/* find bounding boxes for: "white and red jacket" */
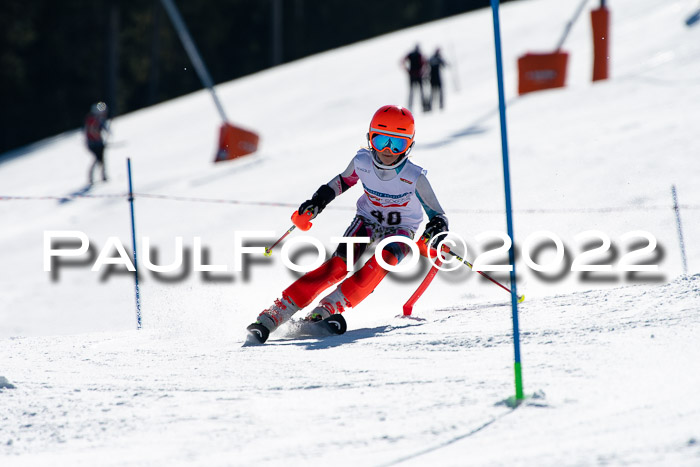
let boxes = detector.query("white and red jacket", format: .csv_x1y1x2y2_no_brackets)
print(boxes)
327,148,446,232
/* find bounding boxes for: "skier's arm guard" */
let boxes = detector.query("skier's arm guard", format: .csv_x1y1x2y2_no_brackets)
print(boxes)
327,159,359,196
298,184,336,219
298,159,358,218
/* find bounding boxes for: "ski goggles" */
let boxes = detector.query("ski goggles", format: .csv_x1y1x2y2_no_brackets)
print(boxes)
369,132,412,154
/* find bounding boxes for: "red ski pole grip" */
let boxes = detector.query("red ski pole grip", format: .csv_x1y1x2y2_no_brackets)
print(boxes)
291,211,314,231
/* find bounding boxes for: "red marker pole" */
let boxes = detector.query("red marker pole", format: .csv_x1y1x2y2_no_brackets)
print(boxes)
403,256,442,317
591,1,610,81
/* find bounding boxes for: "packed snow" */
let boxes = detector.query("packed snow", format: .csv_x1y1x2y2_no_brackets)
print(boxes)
2,0,700,465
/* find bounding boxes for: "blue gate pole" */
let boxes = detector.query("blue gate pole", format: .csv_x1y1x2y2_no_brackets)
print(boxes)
671,185,688,275
490,0,524,401
127,158,142,329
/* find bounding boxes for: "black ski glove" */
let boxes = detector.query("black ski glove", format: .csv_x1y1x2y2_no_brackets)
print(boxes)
298,184,336,219
422,214,448,242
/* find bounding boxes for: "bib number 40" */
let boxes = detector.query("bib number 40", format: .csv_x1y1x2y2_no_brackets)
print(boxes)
371,210,401,226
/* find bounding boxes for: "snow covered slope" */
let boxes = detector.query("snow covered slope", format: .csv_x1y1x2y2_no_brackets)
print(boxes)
2,0,700,465
2,275,699,466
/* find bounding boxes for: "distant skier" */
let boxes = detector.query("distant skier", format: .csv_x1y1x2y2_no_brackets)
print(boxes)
247,105,449,343
403,45,428,112
84,102,110,184
428,48,448,111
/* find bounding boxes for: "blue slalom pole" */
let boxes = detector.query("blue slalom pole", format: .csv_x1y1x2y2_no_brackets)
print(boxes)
127,158,142,329
671,185,688,275
490,0,524,402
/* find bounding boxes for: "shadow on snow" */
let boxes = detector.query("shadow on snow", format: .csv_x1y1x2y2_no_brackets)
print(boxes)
272,321,427,350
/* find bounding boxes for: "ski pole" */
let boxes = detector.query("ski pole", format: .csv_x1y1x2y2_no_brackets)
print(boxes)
443,248,525,303
402,234,525,316
263,210,314,257
419,236,524,303
263,225,295,257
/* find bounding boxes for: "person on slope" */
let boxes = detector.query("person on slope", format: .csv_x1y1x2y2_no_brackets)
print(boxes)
84,101,110,184
403,45,428,112
427,48,448,111
247,105,449,343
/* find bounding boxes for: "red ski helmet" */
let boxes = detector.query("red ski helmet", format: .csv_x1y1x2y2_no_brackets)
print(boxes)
368,105,415,167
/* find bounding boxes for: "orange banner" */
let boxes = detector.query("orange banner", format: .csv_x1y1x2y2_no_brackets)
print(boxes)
517,51,569,95
214,123,260,162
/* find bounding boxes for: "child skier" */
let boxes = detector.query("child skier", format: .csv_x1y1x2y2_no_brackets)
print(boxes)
247,105,448,343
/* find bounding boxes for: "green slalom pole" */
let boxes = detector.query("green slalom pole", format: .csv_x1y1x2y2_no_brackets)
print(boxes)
490,0,524,403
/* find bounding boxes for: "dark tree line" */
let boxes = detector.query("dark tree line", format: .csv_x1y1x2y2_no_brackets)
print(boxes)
0,0,512,154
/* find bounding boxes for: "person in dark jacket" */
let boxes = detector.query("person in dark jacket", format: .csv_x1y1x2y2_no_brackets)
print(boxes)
428,48,448,111
85,102,110,184
403,45,427,112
